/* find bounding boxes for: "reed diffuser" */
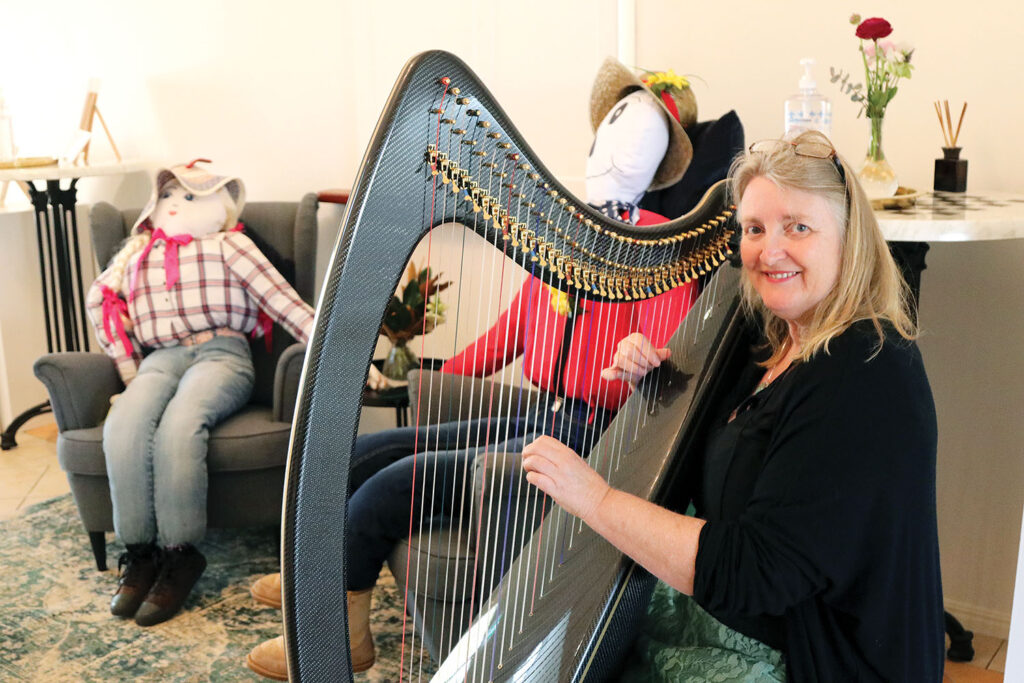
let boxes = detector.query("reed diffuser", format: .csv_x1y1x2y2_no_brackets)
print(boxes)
933,100,967,192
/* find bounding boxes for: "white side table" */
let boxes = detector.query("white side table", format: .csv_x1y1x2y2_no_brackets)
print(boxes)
0,160,144,449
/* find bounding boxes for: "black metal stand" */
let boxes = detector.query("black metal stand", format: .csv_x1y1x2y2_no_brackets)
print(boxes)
0,401,52,450
1,177,91,450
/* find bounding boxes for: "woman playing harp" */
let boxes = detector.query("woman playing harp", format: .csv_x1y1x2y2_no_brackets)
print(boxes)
523,131,944,681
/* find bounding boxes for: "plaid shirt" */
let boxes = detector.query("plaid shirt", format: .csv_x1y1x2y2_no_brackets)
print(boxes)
87,230,314,383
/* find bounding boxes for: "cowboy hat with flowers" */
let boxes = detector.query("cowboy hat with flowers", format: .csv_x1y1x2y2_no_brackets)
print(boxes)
589,57,697,190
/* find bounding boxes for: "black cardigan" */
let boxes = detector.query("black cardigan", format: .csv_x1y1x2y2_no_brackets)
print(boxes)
692,321,944,682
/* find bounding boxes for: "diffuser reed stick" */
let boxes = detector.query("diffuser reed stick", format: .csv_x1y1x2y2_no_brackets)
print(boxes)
935,100,967,147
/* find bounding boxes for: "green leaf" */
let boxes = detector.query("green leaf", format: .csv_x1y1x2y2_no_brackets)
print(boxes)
386,302,412,332
403,286,424,309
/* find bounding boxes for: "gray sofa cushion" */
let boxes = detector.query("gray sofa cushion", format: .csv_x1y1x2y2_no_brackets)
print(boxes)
57,406,292,476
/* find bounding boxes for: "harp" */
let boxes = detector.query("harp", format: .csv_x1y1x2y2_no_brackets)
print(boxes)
282,50,746,681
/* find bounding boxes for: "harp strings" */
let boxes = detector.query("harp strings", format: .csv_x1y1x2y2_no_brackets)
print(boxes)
394,71,732,680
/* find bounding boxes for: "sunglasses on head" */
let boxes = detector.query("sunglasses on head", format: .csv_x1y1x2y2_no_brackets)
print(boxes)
748,139,847,187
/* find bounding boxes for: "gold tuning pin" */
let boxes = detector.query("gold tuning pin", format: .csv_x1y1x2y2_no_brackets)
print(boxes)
452,128,467,135
466,108,480,117
477,120,491,128
456,96,470,105
441,118,456,125
449,87,461,95
487,132,502,139
497,142,511,149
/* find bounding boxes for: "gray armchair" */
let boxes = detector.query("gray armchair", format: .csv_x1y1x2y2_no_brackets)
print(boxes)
387,369,544,661
33,194,318,571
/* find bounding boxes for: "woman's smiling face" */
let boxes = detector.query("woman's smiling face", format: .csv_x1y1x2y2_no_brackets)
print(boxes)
739,176,844,331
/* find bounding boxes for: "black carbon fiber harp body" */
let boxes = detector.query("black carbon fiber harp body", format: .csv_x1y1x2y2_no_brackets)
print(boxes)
283,50,745,682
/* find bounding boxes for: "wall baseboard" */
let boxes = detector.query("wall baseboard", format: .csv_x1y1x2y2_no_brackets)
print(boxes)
945,598,1012,640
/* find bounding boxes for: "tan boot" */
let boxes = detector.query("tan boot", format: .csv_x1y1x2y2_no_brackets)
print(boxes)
245,635,288,681
348,588,375,672
251,572,282,609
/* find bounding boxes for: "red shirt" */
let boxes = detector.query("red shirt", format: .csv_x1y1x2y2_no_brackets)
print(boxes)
441,279,696,411
441,209,696,411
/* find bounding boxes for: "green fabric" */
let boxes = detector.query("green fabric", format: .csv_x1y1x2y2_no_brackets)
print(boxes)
619,581,786,682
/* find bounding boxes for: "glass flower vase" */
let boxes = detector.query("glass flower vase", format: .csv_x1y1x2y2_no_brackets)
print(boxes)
857,115,899,198
382,339,416,381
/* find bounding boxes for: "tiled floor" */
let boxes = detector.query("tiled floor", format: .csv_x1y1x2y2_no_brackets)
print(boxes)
0,421,1011,680
0,421,67,520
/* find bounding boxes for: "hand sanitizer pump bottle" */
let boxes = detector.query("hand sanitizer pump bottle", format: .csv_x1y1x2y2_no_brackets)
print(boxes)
784,58,832,138
0,89,15,162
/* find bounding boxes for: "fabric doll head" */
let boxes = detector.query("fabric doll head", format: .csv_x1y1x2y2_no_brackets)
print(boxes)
587,58,696,203
132,158,246,236
586,89,671,205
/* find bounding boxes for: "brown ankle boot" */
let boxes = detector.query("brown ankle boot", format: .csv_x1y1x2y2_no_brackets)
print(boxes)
251,572,282,609
348,588,375,672
134,544,206,626
110,543,160,618
246,635,289,681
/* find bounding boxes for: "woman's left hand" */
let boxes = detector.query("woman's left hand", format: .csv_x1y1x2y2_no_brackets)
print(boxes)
522,435,611,523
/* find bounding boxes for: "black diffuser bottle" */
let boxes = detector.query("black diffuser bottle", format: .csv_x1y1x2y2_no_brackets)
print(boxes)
934,146,967,192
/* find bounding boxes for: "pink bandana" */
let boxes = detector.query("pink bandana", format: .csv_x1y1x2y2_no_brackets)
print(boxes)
129,228,194,302
100,285,134,355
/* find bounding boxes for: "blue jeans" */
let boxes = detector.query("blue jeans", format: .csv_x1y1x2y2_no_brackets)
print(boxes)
346,398,612,590
102,336,255,546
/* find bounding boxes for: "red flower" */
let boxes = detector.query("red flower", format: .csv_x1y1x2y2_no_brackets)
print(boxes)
856,17,893,40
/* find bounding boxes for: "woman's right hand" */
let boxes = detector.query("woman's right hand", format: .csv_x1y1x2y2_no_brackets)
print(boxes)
600,332,671,386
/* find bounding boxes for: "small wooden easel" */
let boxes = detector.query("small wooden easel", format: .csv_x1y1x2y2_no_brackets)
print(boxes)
75,78,122,165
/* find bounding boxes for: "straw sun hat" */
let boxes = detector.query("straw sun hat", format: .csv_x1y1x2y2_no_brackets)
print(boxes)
589,57,696,190
132,158,246,234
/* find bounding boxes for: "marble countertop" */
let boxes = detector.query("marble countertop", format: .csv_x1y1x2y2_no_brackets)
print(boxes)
875,191,1024,242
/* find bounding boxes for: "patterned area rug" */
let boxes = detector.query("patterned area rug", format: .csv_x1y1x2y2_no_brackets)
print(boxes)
0,495,427,682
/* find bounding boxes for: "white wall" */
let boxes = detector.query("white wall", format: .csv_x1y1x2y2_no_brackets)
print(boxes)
1,0,1022,649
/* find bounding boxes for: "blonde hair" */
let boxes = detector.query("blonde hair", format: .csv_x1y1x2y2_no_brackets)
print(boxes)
729,130,915,366
104,233,150,296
